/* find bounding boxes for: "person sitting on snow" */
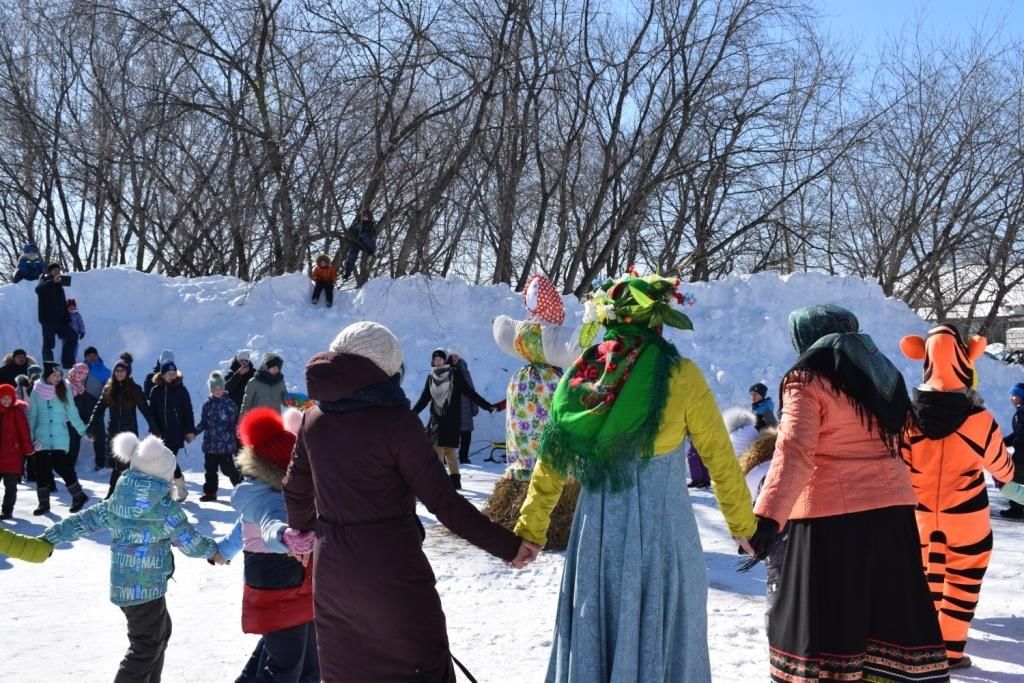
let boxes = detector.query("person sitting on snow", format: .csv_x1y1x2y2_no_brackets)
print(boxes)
310,254,337,308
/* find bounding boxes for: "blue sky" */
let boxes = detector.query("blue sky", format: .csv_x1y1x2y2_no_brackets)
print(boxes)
819,0,1024,50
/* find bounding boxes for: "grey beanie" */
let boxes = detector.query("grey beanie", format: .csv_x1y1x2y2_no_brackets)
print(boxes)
329,322,403,377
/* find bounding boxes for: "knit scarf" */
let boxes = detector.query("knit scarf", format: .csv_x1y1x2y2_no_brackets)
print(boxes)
67,368,88,397
540,324,679,492
319,379,410,414
33,380,56,400
257,369,284,386
428,366,454,414
785,304,909,457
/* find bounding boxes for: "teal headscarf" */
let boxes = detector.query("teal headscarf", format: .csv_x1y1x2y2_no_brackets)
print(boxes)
785,304,909,456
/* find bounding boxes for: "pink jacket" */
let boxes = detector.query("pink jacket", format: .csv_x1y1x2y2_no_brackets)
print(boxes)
754,371,916,526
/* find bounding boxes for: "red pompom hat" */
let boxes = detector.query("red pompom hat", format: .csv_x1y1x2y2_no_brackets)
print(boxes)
237,407,297,470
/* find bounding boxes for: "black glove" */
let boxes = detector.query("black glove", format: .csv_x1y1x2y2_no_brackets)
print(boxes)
486,404,496,414
737,515,781,572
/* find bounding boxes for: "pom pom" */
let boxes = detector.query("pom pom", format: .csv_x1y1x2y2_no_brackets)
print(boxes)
112,432,140,464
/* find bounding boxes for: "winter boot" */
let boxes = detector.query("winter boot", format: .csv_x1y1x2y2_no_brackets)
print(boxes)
172,477,188,502
311,296,319,305
199,489,217,502
68,482,88,513
0,511,11,520
949,655,972,670
33,487,51,516
449,473,462,490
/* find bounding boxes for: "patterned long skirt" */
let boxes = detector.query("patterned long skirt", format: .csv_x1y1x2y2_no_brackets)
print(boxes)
768,505,950,682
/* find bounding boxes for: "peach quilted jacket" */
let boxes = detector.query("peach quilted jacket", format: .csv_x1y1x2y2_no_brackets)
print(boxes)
754,371,916,526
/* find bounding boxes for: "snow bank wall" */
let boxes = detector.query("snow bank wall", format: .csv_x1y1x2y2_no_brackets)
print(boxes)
2,268,1021,441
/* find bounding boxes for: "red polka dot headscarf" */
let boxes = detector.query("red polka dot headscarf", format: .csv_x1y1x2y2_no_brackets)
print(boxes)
524,274,565,325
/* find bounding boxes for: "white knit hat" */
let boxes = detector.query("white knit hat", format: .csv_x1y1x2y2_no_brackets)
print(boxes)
112,432,177,482
447,346,465,359
235,350,251,363
329,321,403,377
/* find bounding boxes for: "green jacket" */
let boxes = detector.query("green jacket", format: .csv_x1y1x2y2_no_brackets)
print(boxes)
28,382,87,451
43,469,218,606
241,354,286,414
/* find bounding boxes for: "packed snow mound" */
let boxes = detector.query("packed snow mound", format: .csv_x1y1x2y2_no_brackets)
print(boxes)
2,267,1021,438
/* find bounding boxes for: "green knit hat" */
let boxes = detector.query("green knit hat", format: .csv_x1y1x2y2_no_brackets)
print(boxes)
208,371,226,392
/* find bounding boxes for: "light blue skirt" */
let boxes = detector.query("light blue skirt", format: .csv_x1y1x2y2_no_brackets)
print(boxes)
546,452,711,682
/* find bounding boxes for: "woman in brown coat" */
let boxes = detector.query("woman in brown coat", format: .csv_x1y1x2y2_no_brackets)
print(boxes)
283,321,536,682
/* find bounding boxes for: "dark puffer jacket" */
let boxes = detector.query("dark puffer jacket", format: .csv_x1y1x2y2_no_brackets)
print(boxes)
148,373,196,452
224,359,255,409
90,378,157,439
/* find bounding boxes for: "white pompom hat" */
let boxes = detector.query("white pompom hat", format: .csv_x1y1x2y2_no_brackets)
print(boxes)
112,432,177,482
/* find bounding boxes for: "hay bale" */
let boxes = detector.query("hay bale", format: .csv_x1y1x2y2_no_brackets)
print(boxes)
483,476,581,551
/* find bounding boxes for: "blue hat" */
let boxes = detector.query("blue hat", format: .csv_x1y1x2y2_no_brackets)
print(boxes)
1011,384,1024,401
27,364,42,377
22,243,38,254
160,361,177,375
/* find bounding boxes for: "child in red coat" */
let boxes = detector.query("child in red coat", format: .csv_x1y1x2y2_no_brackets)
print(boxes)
0,384,34,519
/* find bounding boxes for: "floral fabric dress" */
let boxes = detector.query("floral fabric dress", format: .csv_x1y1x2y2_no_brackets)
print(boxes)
493,316,580,480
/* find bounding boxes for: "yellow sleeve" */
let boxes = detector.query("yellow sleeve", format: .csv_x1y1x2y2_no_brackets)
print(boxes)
0,526,52,564
513,459,568,546
678,360,757,539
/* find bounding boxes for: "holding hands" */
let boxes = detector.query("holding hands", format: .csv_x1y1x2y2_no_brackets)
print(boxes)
506,539,542,569
283,528,315,566
736,516,781,572
282,528,316,554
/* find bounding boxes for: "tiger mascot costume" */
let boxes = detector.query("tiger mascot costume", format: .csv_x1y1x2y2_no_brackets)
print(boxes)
900,324,1015,670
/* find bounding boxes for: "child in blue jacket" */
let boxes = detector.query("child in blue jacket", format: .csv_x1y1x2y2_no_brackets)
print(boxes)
196,371,242,501
749,382,779,431
219,407,319,682
42,432,224,681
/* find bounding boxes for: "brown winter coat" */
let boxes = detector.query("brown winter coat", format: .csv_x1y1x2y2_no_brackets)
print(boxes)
283,352,521,683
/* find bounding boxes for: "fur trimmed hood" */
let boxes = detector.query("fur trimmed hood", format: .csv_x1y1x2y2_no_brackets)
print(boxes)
722,406,757,434
738,429,777,476
237,446,286,490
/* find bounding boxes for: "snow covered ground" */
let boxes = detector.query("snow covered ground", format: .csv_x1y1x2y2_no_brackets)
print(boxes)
2,268,1024,681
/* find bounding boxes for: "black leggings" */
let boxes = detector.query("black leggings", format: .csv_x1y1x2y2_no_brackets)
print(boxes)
34,450,79,490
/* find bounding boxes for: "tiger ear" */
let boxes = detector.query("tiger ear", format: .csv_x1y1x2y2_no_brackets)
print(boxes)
966,336,987,363
900,336,926,361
